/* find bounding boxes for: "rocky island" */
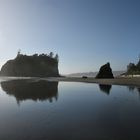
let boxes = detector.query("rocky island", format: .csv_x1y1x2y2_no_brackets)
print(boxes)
0,52,59,77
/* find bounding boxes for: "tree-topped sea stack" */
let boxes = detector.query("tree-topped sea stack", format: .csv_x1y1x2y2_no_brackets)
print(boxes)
0,52,59,77
96,62,114,79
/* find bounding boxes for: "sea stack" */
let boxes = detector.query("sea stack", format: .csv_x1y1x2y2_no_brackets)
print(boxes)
0,53,59,77
96,62,114,79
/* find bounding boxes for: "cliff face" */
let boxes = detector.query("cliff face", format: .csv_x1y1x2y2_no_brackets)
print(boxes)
0,54,59,77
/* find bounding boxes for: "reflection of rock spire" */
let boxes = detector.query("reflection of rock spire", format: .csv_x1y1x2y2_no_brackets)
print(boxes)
137,88,140,99
1,79,58,105
127,86,135,92
127,86,140,100
99,84,112,95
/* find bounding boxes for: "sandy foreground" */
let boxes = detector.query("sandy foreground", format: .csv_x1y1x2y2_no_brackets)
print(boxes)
45,77,140,87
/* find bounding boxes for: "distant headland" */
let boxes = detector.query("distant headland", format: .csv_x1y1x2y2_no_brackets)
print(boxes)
0,51,59,77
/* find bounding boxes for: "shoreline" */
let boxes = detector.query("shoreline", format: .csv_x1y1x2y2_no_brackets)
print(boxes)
46,77,140,87
0,76,140,87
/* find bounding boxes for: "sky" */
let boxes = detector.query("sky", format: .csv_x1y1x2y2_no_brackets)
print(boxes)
0,0,140,74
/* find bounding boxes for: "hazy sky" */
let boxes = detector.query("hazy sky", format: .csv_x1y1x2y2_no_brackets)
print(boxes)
0,0,140,74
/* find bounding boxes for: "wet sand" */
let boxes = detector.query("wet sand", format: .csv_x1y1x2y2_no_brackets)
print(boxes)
46,77,140,87
0,76,140,87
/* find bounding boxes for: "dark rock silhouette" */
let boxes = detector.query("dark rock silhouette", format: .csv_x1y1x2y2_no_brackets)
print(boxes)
96,62,114,79
1,79,58,104
82,76,88,79
99,84,112,95
0,53,59,77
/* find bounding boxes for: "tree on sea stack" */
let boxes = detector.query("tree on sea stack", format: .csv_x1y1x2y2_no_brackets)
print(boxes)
96,62,114,79
17,49,21,57
54,54,59,62
49,52,54,58
127,54,140,74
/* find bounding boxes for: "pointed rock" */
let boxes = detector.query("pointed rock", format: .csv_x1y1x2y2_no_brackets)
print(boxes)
96,62,114,79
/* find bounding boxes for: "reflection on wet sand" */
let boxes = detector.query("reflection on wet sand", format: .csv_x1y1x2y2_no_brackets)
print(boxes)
127,86,140,99
99,84,112,95
1,79,58,104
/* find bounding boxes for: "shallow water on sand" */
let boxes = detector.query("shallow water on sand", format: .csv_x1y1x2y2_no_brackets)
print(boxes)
0,78,140,140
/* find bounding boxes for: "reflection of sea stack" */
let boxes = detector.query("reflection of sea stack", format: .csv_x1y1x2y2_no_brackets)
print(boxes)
99,84,112,95
96,62,114,79
1,79,58,103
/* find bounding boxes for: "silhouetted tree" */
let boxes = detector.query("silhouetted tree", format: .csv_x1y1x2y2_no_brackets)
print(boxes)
33,54,38,57
39,53,46,57
49,52,54,58
17,49,21,57
137,57,140,70
127,54,140,74
55,54,59,62
127,63,136,72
